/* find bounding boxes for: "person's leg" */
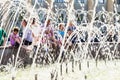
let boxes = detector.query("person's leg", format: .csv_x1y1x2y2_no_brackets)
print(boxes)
33,45,37,58
0,39,4,46
15,38,21,44
14,42,20,47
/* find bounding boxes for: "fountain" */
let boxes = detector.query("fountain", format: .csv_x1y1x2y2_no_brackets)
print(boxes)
0,0,120,80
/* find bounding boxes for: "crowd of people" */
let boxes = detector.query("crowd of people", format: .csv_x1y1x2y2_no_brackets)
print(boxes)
0,17,119,52
0,18,70,51
0,16,120,65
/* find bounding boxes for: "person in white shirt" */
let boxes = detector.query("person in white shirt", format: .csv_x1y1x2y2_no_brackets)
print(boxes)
21,19,33,46
30,18,41,46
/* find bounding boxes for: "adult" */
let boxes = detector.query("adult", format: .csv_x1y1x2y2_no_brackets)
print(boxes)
21,19,33,46
30,18,41,45
44,19,55,44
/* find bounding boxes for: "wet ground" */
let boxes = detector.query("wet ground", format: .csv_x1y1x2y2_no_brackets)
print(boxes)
0,60,120,80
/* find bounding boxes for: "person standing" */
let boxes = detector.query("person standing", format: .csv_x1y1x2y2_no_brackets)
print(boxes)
30,18,41,46
21,19,33,46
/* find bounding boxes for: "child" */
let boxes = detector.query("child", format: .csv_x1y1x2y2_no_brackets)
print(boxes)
58,23,65,38
10,27,21,47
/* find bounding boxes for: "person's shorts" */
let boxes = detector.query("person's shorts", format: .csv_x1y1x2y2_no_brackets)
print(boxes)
23,40,32,46
14,42,20,48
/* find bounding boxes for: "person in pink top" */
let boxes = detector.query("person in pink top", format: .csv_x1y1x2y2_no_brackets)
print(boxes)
45,19,54,42
10,27,21,47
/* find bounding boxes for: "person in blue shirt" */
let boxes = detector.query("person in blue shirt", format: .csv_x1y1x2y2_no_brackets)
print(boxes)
58,23,65,38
